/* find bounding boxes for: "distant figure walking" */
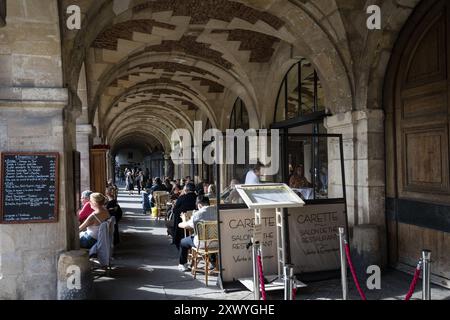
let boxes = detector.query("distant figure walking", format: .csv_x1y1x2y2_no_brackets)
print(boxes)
126,170,135,195
136,171,144,195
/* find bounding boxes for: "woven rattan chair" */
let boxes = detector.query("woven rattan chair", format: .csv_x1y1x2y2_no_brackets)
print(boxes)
153,191,170,221
191,220,219,286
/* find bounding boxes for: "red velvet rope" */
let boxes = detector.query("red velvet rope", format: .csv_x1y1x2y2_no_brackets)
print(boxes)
256,254,267,301
292,287,297,300
405,261,422,301
344,242,367,300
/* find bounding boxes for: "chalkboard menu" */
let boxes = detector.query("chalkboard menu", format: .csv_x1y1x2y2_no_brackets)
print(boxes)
0,153,59,223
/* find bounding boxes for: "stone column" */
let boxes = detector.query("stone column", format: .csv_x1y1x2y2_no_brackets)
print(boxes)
106,150,113,182
164,153,171,178
76,124,93,193
0,0,81,299
0,88,77,299
324,110,386,267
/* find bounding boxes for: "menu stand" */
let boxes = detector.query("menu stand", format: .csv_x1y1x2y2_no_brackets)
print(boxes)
235,183,307,300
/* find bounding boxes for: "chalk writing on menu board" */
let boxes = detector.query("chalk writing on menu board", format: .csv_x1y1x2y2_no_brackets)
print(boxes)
1,153,59,223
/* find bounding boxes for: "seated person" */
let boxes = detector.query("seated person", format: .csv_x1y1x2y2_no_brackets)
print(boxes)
172,183,198,249
196,179,207,195
177,195,217,272
164,178,173,192
222,179,243,204
289,164,312,188
170,184,182,201
150,177,167,207
206,184,216,199
106,187,123,245
79,193,111,249
78,190,94,224
142,188,151,215
106,179,118,200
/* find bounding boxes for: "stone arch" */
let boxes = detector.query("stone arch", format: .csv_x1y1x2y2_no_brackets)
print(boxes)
105,103,194,136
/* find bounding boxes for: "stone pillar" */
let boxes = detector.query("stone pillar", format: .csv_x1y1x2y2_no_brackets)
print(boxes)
57,250,93,300
0,88,77,299
76,124,93,193
164,153,171,178
106,150,113,182
0,0,79,299
324,110,386,267
351,225,382,280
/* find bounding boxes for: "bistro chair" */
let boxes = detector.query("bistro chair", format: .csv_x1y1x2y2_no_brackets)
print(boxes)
154,191,170,221
191,220,219,286
183,210,194,265
209,198,218,207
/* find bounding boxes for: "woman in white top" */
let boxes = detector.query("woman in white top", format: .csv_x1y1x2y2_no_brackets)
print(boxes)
79,193,111,249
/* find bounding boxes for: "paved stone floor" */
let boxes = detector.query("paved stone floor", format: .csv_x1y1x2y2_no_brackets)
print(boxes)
93,189,450,300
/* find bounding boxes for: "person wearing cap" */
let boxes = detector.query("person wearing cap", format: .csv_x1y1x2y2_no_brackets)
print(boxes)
78,190,94,224
172,182,197,249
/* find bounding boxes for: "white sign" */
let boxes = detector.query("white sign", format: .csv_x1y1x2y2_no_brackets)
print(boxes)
288,203,347,273
219,208,277,282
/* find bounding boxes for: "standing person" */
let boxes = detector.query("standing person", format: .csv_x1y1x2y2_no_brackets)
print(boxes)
136,171,144,195
244,163,263,184
126,170,135,195
79,193,111,249
123,168,129,184
144,168,150,186
119,169,125,185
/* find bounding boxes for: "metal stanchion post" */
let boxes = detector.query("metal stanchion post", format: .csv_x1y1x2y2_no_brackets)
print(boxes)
339,227,348,300
252,240,261,300
422,250,431,300
283,264,294,300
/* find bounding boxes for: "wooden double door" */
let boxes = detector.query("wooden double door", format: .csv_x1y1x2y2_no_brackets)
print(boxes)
385,0,450,286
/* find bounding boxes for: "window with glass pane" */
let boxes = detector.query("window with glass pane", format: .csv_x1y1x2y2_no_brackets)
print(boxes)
223,98,251,204
283,134,343,201
274,59,325,122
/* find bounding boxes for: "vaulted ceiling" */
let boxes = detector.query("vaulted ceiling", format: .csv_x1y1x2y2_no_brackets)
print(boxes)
63,0,359,155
